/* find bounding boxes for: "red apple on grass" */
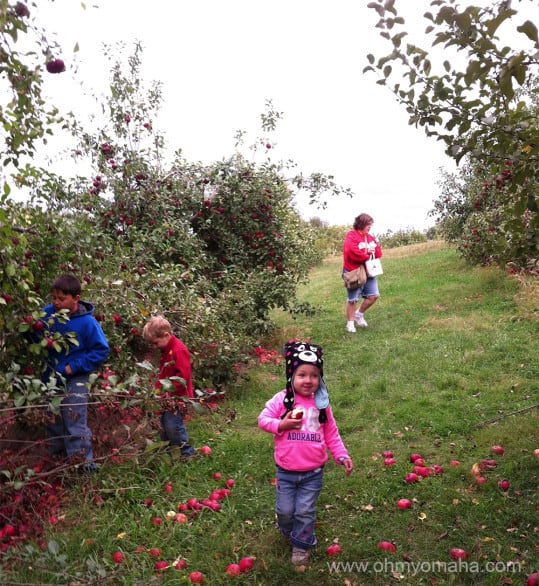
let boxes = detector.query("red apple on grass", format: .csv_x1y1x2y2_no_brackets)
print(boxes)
533,449,539,459
382,450,394,459
326,543,342,556
449,548,468,560
397,498,412,509
410,453,423,463
527,573,539,585
154,561,168,571
383,457,396,466
200,445,212,455
113,551,124,564
239,556,254,572
404,473,420,484
225,563,240,577
498,479,510,491
213,472,222,480
377,541,396,554
491,445,505,455
189,571,204,583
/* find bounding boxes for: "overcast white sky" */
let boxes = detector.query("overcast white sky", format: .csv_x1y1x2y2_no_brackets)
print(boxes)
32,0,530,234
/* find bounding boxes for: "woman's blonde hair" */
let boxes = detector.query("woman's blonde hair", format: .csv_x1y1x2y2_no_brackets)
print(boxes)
142,315,172,341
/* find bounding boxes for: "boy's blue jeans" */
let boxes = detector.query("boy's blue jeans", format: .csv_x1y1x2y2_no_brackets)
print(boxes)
160,411,195,456
46,374,94,463
276,465,324,550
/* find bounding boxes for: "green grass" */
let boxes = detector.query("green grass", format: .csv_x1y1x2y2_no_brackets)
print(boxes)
3,243,539,585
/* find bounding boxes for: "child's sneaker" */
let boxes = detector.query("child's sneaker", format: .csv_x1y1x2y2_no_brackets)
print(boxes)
291,547,310,565
354,312,368,327
346,322,356,333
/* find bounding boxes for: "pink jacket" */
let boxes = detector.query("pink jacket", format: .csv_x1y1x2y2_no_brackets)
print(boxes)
258,390,350,472
343,230,382,272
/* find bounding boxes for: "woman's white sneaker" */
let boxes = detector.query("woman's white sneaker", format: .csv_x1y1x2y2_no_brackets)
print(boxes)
354,313,368,327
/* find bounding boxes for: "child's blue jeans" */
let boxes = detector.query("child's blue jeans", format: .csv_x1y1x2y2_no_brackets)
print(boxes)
160,411,195,456
275,465,324,550
46,374,94,463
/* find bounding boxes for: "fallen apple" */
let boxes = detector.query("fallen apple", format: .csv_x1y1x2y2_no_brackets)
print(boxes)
449,460,461,467
213,472,222,480
154,560,168,571
225,563,240,577
491,445,505,455
225,478,235,488
527,572,539,586
449,548,468,560
533,449,539,459
200,445,212,455
113,551,124,564
377,541,396,554
383,457,396,466
239,556,254,572
189,571,205,583
410,453,423,463
404,473,420,484
175,513,188,523
326,543,342,556
475,476,487,485
382,450,394,459
498,479,510,491
397,498,412,509
175,558,187,570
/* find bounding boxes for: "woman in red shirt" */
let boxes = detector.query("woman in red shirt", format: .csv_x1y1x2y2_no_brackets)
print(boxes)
342,213,383,333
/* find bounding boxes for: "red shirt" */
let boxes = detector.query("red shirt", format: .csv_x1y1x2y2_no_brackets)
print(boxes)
156,335,194,398
343,230,382,272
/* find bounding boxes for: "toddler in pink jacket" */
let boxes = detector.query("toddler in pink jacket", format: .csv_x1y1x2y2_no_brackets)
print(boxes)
258,341,353,565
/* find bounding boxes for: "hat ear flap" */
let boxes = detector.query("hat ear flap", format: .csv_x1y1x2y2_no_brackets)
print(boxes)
282,386,294,418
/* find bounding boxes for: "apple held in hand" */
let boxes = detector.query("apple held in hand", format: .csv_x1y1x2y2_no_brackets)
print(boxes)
290,408,303,420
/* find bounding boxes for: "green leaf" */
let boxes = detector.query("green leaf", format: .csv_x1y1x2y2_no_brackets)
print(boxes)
517,20,538,43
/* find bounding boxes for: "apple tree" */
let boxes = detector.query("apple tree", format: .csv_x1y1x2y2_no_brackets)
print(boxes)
365,0,539,269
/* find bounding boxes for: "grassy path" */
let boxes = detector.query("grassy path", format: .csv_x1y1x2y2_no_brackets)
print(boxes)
7,243,538,586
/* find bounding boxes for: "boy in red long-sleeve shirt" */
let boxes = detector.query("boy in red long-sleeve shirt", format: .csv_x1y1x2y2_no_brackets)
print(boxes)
143,316,196,458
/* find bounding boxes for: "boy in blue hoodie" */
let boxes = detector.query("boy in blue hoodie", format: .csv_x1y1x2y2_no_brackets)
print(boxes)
41,274,109,471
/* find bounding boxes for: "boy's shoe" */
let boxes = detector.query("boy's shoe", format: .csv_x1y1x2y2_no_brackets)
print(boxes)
354,312,368,327
346,322,356,333
291,547,310,565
